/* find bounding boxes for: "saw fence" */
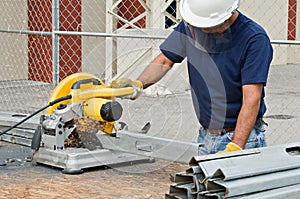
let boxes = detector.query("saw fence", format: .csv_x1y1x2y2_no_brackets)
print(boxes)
166,143,300,199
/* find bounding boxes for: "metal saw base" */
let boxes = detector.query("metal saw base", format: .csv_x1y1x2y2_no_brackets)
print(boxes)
33,148,152,174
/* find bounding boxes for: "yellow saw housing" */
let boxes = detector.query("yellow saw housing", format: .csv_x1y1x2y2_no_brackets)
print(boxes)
83,98,119,134
47,72,134,134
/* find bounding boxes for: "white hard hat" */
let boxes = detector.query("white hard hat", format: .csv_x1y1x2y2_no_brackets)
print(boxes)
180,0,240,28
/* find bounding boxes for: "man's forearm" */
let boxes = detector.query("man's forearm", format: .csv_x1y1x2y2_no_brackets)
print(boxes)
231,84,263,149
232,103,259,149
137,53,174,89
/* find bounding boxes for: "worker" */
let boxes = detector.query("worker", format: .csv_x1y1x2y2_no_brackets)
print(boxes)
111,0,273,155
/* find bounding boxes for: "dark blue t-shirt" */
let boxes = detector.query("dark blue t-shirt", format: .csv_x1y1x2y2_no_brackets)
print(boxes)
160,12,273,129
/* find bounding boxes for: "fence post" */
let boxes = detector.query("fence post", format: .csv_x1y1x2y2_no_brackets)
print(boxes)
52,0,60,87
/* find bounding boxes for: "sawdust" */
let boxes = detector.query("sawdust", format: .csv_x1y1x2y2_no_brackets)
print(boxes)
75,118,101,133
64,118,101,148
0,161,188,199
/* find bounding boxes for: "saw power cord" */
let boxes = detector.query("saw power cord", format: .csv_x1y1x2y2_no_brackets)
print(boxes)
0,95,72,136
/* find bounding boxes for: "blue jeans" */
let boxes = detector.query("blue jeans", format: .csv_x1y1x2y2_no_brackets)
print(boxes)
197,119,267,155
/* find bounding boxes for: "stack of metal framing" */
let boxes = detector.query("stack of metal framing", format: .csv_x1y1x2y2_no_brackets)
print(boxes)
166,142,300,199
0,112,38,146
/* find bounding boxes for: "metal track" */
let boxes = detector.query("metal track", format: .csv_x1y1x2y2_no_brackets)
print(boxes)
0,112,39,146
97,130,202,163
165,142,300,198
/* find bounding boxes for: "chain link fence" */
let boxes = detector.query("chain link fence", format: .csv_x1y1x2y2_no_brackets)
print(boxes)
0,0,299,145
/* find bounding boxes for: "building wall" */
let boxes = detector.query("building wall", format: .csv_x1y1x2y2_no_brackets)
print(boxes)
81,1,106,77
28,0,82,83
0,0,28,81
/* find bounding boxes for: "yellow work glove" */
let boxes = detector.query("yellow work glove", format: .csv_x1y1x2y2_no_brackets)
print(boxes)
217,142,242,154
111,78,143,100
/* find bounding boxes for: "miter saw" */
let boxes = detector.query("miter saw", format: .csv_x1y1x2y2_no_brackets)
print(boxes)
30,73,201,174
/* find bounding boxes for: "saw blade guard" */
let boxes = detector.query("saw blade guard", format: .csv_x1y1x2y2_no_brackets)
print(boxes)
45,72,135,134
46,73,102,114
46,72,134,114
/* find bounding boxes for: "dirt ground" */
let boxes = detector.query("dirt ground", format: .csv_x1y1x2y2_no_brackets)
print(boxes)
0,141,188,199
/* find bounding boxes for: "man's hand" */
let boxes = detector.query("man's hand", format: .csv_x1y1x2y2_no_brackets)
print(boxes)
111,78,143,100
217,142,242,154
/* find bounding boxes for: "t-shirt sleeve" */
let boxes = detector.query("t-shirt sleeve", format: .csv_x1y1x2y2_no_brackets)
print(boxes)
159,21,187,63
241,34,273,86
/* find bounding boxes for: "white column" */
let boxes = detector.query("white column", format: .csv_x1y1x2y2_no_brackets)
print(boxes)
105,0,117,82
81,0,106,77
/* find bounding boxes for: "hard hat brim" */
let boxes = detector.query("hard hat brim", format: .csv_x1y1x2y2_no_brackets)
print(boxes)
179,0,237,28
